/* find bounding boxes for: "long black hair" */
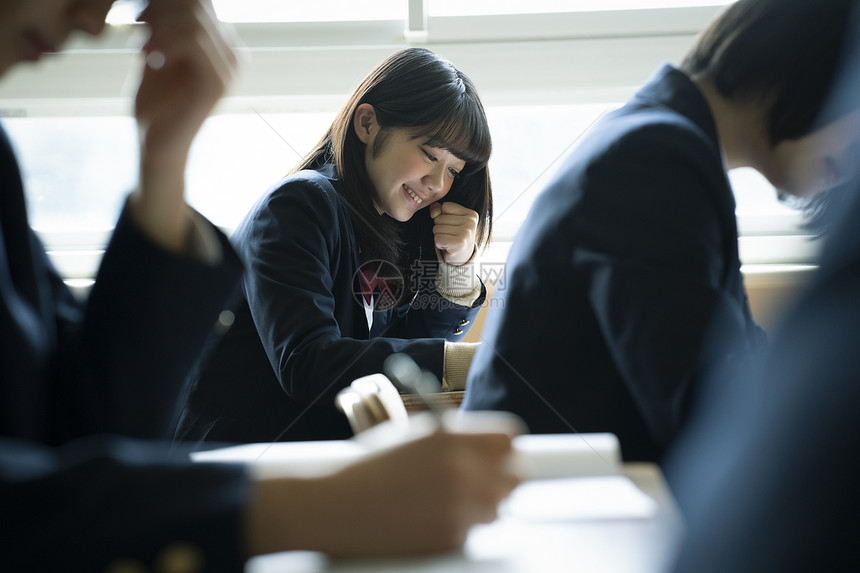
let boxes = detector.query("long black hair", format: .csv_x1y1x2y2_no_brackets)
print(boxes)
291,47,493,266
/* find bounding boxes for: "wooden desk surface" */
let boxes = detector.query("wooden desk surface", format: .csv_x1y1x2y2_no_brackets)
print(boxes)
400,391,465,412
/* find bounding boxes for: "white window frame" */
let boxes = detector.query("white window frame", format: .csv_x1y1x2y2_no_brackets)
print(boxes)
1,1,816,280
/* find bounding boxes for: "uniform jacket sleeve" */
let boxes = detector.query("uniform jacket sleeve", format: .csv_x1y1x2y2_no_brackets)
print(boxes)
1,121,243,444
56,206,244,441
1,124,249,570
0,436,249,573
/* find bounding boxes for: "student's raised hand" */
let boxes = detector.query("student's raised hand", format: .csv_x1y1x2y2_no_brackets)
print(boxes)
429,202,479,266
130,0,239,252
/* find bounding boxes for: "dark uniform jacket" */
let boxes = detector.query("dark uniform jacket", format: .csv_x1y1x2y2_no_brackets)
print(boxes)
176,164,484,444
0,124,248,571
463,65,766,461
668,176,860,573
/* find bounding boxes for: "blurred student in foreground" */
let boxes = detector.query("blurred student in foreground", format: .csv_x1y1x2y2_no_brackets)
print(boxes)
665,5,860,570
463,0,860,462
0,1,518,570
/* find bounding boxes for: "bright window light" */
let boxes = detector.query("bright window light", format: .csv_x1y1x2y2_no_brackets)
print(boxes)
430,0,736,16
222,0,403,22
107,0,734,25
107,0,405,25
213,0,405,23
9,104,798,256
105,0,143,25
5,117,137,235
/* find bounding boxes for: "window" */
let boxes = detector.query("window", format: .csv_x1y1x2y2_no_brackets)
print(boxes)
429,0,735,16
1,0,814,282
213,0,405,23
108,0,405,24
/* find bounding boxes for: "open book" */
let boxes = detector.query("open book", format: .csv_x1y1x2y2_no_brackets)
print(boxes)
191,429,621,481
192,429,659,523
197,417,669,527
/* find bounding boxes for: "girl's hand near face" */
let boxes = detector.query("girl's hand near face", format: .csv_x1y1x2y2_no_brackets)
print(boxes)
430,202,479,266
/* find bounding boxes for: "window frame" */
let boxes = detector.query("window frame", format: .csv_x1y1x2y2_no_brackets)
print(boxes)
2,1,817,279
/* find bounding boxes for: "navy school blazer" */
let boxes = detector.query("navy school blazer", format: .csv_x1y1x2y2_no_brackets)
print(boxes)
176,163,485,444
667,183,860,573
0,124,249,570
462,65,767,462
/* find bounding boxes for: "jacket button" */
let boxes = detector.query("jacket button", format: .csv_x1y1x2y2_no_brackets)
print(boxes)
453,329,464,335
459,319,470,326
156,542,204,573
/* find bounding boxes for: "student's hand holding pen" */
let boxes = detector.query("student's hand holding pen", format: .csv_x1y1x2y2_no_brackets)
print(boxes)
130,0,239,253
244,417,521,558
246,355,522,558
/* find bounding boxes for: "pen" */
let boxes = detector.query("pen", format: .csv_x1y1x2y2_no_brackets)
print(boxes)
383,353,448,421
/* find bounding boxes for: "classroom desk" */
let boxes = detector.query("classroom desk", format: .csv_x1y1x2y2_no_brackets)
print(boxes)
194,438,682,573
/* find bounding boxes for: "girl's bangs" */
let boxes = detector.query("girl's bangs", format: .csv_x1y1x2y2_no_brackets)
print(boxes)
413,104,491,175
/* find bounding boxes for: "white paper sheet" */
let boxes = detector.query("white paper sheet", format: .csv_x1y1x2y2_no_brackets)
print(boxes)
501,476,658,521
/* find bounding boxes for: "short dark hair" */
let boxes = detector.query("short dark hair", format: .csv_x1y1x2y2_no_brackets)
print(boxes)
293,47,492,265
681,0,856,145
